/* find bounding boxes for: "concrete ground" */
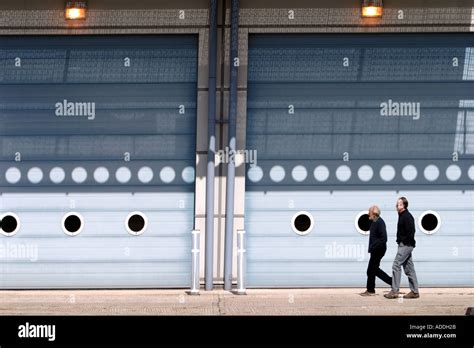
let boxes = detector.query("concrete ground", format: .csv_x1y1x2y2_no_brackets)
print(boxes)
0,288,472,316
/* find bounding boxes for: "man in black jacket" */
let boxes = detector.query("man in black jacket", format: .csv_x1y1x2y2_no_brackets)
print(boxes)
360,205,392,296
384,197,420,299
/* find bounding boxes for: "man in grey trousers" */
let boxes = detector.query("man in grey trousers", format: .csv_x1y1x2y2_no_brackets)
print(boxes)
384,197,420,299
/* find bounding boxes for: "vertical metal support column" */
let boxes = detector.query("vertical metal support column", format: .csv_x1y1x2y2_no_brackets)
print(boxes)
224,0,239,291
205,0,218,290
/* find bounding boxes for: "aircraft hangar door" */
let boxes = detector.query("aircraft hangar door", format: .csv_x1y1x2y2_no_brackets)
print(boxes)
0,35,198,288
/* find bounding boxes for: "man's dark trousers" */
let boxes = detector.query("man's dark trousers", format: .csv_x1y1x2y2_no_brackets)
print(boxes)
367,247,392,293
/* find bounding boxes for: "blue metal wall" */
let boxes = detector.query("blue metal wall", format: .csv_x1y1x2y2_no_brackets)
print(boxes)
0,35,198,288
245,34,474,287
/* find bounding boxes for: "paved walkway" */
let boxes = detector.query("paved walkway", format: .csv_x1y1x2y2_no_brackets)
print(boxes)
0,288,472,315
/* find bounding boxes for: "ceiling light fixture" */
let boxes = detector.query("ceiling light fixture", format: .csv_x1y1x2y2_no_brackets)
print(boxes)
65,0,87,20
362,0,383,18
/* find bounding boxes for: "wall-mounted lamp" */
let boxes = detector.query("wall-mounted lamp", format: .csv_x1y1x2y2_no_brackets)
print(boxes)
65,1,87,20
361,0,383,18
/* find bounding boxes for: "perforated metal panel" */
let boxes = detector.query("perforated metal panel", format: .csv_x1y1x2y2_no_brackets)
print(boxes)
0,35,198,288
245,34,474,287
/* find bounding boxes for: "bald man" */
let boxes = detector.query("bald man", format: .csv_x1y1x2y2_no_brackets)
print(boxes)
360,205,392,296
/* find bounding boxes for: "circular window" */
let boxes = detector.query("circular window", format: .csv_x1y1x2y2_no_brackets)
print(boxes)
469,165,474,181
336,165,351,182
160,167,176,183
0,213,20,236
446,165,462,182
247,166,263,183
291,211,314,236
423,165,440,182
355,211,371,235
27,167,43,184
313,165,330,182
126,212,148,236
418,210,441,235
269,165,285,183
358,165,374,182
93,167,110,184
138,166,154,184
72,167,88,184
181,166,195,184
402,165,418,182
5,167,22,184
291,165,307,182
49,167,66,184
115,167,132,184
380,165,396,182
62,212,84,236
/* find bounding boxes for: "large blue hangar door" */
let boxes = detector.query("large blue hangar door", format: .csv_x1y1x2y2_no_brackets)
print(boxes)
245,34,474,287
0,36,198,288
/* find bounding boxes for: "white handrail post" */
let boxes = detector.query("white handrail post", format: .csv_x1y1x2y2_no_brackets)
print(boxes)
236,229,246,295
189,229,200,295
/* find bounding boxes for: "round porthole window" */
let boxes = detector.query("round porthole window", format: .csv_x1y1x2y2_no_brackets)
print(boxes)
291,211,314,236
355,211,371,235
418,210,441,235
126,211,148,236
62,212,84,236
0,212,20,236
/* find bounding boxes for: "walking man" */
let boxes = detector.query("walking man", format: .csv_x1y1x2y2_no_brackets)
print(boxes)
384,197,420,299
360,205,392,296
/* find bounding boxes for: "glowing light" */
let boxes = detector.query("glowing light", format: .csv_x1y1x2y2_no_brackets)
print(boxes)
362,0,383,18
362,6,383,17
65,1,87,20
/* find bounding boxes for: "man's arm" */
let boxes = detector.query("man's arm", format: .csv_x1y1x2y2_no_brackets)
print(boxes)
399,214,412,243
408,215,416,234
380,220,388,244
407,214,416,241
373,220,386,249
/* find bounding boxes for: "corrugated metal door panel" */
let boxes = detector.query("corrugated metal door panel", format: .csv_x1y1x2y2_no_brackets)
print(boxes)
245,34,474,287
0,35,198,288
